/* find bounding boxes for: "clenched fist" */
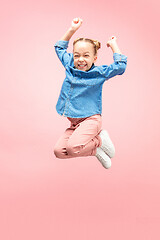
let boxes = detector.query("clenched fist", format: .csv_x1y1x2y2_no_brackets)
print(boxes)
107,36,117,47
71,17,83,31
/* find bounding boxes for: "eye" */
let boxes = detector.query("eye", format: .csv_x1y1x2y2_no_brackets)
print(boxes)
74,54,79,58
84,54,89,57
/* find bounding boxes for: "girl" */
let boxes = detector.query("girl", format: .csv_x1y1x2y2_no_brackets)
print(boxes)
53,18,127,169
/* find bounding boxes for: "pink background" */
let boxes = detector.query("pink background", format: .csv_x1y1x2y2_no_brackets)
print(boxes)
0,0,160,239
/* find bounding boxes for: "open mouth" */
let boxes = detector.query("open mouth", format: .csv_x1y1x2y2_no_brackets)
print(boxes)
78,64,87,69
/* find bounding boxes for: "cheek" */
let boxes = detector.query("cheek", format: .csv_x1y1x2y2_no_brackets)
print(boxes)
88,58,94,64
74,59,77,65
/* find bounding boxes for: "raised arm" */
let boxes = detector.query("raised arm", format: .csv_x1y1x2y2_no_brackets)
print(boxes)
60,18,83,41
54,18,83,67
98,36,127,79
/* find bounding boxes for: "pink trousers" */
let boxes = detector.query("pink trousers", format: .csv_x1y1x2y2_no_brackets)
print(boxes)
54,114,102,159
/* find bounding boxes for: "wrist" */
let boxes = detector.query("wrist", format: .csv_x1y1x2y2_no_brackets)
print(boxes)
109,41,118,48
110,42,122,54
69,27,77,34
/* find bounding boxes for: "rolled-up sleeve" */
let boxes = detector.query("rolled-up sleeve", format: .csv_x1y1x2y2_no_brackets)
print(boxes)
99,53,128,80
54,40,73,67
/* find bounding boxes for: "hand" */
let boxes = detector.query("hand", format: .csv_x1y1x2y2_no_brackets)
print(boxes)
107,36,122,54
71,17,83,31
107,36,117,47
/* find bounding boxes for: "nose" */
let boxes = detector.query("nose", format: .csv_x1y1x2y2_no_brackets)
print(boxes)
79,56,84,62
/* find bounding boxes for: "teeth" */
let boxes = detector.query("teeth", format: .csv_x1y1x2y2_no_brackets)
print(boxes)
79,64,86,67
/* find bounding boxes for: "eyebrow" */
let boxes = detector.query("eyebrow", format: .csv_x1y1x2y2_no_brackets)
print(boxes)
74,52,90,54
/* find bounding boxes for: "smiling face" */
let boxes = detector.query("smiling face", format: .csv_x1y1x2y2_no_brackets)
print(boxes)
73,41,97,71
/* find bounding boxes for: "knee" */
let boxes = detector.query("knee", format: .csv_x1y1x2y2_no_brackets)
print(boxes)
66,142,81,157
53,147,63,159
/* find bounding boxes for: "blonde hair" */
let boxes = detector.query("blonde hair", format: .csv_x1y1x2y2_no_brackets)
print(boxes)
73,38,101,55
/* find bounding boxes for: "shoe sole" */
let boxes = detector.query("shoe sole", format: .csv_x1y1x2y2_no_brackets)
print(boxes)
96,147,111,169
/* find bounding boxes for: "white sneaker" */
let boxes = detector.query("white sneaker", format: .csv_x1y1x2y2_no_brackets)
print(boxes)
95,147,111,169
99,130,115,158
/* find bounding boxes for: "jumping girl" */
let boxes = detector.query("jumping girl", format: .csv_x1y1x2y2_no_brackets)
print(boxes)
53,18,127,169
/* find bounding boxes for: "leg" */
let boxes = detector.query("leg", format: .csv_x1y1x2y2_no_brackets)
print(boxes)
66,114,102,157
53,126,75,159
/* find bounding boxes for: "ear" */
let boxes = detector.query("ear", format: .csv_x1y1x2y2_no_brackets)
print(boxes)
94,55,97,62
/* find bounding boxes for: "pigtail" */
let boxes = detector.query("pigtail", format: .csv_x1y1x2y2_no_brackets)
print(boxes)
93,40,101,51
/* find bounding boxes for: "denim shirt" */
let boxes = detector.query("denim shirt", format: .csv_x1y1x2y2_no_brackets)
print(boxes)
54,40,127,118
